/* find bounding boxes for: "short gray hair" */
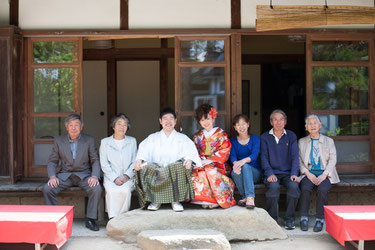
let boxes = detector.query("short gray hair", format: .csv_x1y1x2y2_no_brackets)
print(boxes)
305,114,321,125
65,114,83,126
270,109,287,121
110,113,131,130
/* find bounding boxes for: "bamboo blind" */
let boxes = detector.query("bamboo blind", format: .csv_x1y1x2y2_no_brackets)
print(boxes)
256,5,375,31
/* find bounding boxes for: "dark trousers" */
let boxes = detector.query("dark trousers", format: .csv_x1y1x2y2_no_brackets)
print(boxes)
264,174,300,221
299,177,331,219
42,175,102,220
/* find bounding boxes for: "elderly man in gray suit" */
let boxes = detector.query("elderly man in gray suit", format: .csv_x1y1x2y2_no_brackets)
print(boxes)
42,114,102,231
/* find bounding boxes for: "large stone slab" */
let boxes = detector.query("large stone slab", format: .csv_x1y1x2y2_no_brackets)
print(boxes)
107,206,287,243
137,229,230,250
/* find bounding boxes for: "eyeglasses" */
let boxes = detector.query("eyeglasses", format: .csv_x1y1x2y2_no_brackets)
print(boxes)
235,123,248,128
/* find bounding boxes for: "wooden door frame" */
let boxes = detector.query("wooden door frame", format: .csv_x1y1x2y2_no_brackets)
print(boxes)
174,36,232,133
82,38,174,136
306,33,375,173
24,37,83,177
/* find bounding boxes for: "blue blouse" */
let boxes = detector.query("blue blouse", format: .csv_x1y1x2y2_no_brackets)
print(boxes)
310,138,323,177
230,135,261,172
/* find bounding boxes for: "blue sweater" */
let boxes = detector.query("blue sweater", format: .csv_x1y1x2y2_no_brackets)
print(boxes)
260,130,299,177
230,135,261,172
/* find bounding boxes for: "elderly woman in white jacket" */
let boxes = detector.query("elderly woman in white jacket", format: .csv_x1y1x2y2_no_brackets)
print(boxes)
100,113,137,219
298,114,340,232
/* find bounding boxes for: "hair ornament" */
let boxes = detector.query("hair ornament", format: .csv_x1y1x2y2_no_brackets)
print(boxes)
209,107,218,119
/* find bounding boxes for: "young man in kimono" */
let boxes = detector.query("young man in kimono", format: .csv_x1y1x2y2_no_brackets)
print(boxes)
134,107,202,212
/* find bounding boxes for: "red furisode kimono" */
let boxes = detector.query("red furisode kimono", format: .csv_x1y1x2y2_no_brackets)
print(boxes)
191,127,236,208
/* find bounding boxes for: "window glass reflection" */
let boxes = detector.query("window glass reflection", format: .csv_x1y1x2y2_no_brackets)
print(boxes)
34,117,66,139
318,115,368,136
181,67,225,111
33,41,78,63
335,141,369,163
34,68,76,112
181,40,224,62
313,67,368,110
312,41,368,61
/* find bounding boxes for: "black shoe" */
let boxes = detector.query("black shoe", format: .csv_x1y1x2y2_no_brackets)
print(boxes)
85,218,99,231
237,199,246,207
300,220,309,231
284,220,295,230
313,221,324,232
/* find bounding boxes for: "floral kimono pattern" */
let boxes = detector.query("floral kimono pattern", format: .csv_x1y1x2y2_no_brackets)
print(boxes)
191,128,236,208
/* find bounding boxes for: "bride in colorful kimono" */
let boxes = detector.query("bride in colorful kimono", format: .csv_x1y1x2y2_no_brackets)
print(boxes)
191,103,236,208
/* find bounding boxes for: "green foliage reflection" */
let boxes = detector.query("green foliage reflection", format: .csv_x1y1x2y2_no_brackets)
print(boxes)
313,41,368,61
313,67,368,110
33,68,74,112
33,41,77,63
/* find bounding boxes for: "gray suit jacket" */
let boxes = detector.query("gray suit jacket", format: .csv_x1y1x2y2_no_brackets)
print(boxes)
47,133,101,181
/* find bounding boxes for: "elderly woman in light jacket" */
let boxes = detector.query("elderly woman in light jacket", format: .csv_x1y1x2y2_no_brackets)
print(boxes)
298,114,340,232
100,113,137,219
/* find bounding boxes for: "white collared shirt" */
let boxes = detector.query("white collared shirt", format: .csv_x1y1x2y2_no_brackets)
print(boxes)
269,128,287,144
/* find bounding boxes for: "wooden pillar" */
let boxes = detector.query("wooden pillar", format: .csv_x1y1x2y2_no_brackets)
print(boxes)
160,39,168,109
0,27,23,184
120,0,129,30
107,59,117,136
10,0,19,26
370,34,375,173
230,34,242,136
231,0,241,29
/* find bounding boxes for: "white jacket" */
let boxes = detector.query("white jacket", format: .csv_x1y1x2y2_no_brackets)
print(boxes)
100,135,137,183
298,134,340,184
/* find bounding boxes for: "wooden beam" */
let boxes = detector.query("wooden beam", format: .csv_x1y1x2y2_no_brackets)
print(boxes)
9,0,19,26
22,28,375,38
257,5,375,32
160,39,168,109
242,54,305,64
83,48,174,60
107,59,117,136
231,0,241,29
120,0,129,30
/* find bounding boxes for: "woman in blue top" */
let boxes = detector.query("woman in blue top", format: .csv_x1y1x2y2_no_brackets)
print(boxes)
230,114,261,209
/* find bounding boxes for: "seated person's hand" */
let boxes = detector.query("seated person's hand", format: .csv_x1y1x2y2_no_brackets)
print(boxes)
315,173,327,185
183,159,192,169
134,160,143,171
306,171,318,185
239,158,249,167
232,161,242,175
201,159,213,166
114,177,124,186
267,174,277,183
290,175,300,183
118,174,130,184
48,176,59,188
233,165,241,175
88,176,99,187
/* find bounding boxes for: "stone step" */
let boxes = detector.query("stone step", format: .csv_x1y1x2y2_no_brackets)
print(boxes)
137,229,230,250
107,205,287,244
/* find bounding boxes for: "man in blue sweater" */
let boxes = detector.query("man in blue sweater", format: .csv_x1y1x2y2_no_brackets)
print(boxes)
261,109,300,230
